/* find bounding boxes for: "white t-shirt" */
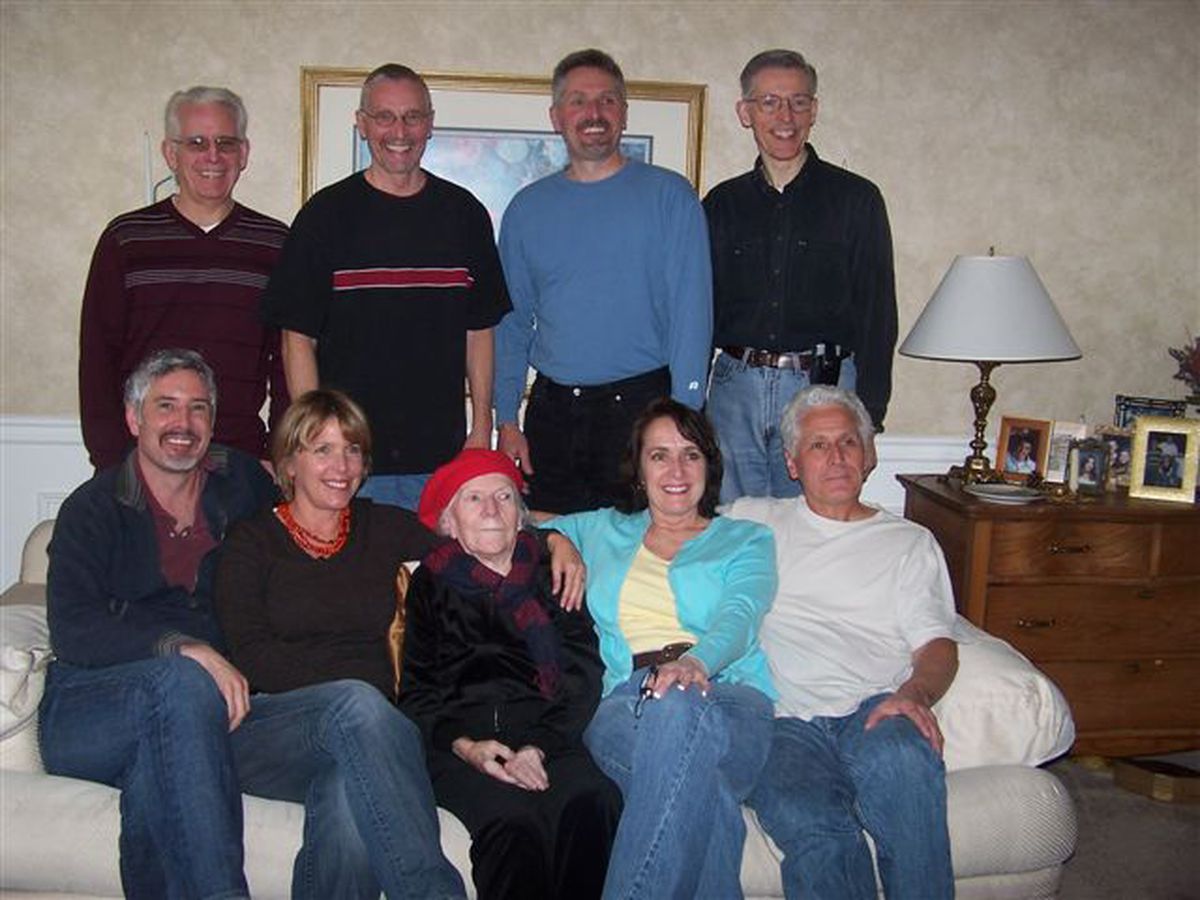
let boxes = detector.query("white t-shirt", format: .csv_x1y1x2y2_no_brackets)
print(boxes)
728,497,957,720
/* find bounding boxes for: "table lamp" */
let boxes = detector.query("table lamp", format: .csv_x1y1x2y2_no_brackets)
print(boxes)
899,254,1081,484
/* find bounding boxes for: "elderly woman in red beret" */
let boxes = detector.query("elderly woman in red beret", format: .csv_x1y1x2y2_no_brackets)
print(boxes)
401,449,622,900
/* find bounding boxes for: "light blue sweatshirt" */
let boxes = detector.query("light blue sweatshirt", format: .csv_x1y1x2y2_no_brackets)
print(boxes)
549,508,777,698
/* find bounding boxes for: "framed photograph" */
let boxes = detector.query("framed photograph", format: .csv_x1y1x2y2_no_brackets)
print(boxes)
300,67,707,225
995,416,1052,481
1129,416,1200,502
1094,425,1134,488
1046,420,1088,482
1070,437,1109,495
1114,394,1186,429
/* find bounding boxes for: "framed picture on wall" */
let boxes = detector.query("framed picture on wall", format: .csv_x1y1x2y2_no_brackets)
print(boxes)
1129,416,1200,502
995,416,1052,481
300,67,707,226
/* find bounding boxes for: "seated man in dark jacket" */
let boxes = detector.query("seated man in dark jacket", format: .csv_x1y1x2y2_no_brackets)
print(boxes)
39,348,276,900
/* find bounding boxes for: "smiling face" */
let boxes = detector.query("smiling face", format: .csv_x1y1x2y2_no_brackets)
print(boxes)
638,416,708,521
356,77,433,186
785,405,869,520
125,369,214,475
285,418,365,519
736,65,817,169
444,473,521,573
549,65,627,166
162,101,248,211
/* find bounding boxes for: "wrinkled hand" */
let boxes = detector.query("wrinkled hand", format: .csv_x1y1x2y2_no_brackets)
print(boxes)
864,690,944,755
179,643,250,731
498,424,534,477
504,746,549,791
648,656,710,697
546,533,586,611
452,737,521,785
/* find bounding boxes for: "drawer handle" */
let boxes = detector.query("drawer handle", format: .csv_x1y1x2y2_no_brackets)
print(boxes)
1048,543,1092,555
1016,617,1056,629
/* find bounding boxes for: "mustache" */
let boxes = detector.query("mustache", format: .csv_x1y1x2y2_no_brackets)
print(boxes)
577,118,611,132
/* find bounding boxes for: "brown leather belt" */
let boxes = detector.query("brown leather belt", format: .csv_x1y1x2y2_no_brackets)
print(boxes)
721,345,816,370
632,642,694,671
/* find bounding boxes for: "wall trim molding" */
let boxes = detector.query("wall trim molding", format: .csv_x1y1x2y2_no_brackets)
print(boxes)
0,414,969,590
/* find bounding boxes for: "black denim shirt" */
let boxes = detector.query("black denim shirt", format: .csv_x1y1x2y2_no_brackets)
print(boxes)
703,147,897,427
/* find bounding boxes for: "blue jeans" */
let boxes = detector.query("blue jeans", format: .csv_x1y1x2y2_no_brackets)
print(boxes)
747,695,953,900
358,474,430,512
584,673,774,900
231,679,465,900
707,351,857,504
39,657,248,900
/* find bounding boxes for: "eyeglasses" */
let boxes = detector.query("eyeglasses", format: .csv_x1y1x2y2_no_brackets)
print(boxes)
745,93,815,116
634,666,657,719
171,136,244,155
358,108,433,128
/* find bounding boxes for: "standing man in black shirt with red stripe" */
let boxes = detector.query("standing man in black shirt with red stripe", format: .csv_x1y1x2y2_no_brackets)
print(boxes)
704,50,896,503
263,64,510,511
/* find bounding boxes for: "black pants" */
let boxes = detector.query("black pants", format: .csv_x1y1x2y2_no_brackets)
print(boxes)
429,747,623,900
524,367,671,514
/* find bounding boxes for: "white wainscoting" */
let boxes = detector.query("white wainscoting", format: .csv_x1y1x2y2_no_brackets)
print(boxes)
0,415,968,591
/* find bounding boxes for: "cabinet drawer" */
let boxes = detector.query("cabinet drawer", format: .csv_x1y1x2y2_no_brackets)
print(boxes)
1159,521,1200,577
985,584,1200,659
989,521,1151,578
1038,658,1200,734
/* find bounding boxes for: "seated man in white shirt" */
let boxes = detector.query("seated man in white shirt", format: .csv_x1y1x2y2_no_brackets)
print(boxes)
727,384,957,900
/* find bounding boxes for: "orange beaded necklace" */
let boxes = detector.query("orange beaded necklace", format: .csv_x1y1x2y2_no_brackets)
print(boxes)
274,503,351,559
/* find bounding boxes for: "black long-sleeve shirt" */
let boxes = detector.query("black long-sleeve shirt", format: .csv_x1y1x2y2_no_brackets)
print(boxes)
703,147,897,427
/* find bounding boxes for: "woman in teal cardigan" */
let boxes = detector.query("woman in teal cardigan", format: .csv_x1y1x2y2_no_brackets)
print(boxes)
549,398,777,900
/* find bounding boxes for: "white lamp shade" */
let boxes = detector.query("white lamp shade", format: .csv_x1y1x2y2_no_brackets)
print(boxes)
899,256,1081,363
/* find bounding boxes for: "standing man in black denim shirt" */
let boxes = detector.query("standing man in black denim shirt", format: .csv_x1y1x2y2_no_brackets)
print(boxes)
704,49,896,503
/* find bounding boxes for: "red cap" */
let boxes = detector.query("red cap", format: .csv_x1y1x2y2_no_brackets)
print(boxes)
418,448,526,530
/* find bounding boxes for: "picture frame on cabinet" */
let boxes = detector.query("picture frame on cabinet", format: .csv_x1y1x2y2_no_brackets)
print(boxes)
1046,421,1088,482
1129,416,1200,503
996,416,1052,481
1070,437,1109,495
1113,394,1186,429
1094,425,1134,488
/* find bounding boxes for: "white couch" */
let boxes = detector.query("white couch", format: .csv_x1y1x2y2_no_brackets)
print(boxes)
1,520,1078,899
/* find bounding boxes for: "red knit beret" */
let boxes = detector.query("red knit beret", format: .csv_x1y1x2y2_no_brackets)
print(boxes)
417,448,526,530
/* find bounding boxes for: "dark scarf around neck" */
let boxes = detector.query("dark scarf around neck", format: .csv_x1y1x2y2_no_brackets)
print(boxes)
423,530,562,698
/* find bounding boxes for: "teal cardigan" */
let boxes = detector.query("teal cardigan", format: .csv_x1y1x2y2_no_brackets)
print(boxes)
550,509,778,698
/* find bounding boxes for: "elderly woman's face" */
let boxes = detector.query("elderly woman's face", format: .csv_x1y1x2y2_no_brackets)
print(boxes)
444,473,521,569
286,418,364,514
639,416,707,520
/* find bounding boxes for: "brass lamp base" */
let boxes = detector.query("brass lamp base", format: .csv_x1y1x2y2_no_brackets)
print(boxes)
947,360,1005,484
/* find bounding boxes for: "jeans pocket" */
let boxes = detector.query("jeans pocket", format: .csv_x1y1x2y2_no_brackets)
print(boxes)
710,350,742,387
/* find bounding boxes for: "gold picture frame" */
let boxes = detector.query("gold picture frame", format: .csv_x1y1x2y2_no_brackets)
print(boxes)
300,67,707,208
1128,415,1200,503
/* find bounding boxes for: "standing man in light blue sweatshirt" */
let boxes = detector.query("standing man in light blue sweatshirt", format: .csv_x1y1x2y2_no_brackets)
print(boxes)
494,48,712,514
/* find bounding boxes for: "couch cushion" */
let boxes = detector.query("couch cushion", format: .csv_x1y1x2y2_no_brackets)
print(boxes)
0,604,50,773
936,618,1075,771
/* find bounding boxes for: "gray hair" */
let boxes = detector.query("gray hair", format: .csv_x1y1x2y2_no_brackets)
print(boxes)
739,49,818,98
551,48,626,106
436,483,530,537
780,385,874,458
123,348,217,420
164,86,247,139
360,63,431,110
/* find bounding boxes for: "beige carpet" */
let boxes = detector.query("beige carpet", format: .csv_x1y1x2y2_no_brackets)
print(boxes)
1049,755,1200,899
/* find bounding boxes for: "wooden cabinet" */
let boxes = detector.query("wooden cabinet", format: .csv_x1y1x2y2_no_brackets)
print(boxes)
898,474,1200,756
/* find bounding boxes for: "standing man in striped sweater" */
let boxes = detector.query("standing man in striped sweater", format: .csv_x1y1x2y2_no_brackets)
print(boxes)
79,86,290,470
262,63,511,511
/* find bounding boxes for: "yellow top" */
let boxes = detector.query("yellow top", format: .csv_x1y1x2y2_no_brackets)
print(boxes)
618,543,697,653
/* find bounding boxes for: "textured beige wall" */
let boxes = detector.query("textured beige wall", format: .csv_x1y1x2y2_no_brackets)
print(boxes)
2,0,1197,435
